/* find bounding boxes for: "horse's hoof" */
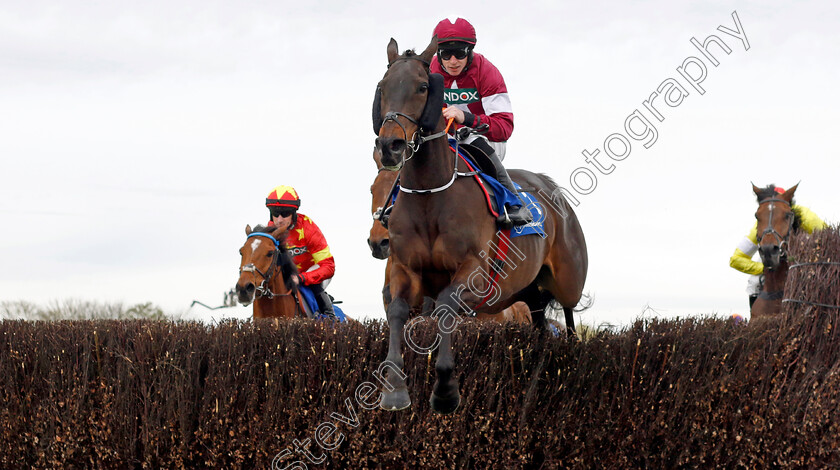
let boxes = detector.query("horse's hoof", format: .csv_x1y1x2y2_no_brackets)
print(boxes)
430,391,461,414
380,388,411,411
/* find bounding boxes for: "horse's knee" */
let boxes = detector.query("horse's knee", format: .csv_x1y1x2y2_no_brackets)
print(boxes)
386,297,410,322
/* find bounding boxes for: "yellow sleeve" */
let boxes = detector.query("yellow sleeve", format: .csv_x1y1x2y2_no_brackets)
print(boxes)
794,205,827,234
730,248,764,275
729,223,763,275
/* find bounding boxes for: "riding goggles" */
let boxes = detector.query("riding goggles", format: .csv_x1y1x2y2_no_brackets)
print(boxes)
438,47,469,60
270,207,295,218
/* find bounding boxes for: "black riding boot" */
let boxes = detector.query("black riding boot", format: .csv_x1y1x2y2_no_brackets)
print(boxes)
311,284,335,318
470,138,533,227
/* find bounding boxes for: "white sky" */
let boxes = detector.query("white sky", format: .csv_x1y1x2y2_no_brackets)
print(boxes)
2,1,838,327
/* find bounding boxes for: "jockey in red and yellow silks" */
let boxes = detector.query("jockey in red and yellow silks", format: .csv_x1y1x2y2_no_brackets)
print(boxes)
266,185,335,316
729,186,826,306
270,214,335,285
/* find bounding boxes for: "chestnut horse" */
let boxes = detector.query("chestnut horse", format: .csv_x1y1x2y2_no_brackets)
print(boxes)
751,184,799,318
235,224,310,319
373,37,588,413
369,146,536,325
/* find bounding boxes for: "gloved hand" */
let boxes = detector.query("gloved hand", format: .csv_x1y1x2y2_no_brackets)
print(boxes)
455,123,489,141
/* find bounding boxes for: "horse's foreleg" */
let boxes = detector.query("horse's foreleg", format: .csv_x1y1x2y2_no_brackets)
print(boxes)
380,296,411,410
428,285,465,414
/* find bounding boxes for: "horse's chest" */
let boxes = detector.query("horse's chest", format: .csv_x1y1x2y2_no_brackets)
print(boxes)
394,231,469,271
430,236,470,268
419,236,471,271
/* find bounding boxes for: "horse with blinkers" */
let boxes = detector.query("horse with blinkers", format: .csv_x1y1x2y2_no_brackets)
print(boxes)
373,37,588,413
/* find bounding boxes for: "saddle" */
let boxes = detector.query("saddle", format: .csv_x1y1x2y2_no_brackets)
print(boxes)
457,142,496,179
376,139,545,238
298,286,348,322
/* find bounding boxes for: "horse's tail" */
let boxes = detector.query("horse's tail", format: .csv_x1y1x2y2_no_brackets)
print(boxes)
574,292,594,313
543,292,593,319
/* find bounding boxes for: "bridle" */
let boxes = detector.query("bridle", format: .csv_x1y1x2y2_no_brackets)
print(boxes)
381,110,449,158
372,166,399,228
757,197,793,256
240,232,282,299
378,60,479,194
378,56,448,170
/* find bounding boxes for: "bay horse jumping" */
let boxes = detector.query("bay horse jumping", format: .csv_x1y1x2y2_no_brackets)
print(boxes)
373,37,588,413
751,184,799,318
235,224,310,319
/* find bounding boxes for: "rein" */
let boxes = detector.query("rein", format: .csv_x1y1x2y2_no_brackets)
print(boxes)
380,111,448,165
395,118,479,195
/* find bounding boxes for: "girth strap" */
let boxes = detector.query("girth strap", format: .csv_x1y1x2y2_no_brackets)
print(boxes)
758,290,784,301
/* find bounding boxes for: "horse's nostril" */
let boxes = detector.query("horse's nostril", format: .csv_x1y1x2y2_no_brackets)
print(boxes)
388,140,406,154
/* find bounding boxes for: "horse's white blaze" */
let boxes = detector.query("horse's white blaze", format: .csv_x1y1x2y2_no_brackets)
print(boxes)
250,238,262,252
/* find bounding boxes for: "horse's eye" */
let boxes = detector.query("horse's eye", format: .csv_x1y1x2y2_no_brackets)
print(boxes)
419,83,429,92
267,251,274,257
239,249,243,255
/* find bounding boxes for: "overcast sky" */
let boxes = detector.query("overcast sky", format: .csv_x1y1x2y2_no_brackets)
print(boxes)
2,1,838,327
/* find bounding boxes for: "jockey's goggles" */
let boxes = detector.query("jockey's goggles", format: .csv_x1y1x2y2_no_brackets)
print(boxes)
438,47,469,60
270,207,295,218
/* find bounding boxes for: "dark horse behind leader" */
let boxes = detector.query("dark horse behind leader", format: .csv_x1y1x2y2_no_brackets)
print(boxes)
751,183,800,319
373,37,588,413
235,225,311,319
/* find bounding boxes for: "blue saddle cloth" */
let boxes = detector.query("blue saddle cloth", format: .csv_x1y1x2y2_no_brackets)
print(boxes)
299,285,347,322
385,140,547,239
477,172,547,239
448,140,546,239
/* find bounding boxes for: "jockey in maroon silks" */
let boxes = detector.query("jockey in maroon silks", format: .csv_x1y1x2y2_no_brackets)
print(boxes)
430,17,532,227
266,185,336,317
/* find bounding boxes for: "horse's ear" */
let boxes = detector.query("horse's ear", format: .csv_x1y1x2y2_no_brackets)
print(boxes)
270,226,287,240
782,183,799,202
245,224,252,235
751,183,762,197
387,38,399,65
420,36,438,63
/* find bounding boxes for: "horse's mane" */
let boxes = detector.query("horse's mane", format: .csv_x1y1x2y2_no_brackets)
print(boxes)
393,49,431,68
252,224,273,233
755,184,802,233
